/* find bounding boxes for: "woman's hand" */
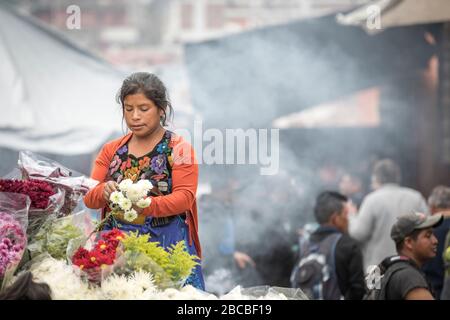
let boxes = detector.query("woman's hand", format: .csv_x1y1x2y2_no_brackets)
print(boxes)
103,181,119,202
132,204,144,215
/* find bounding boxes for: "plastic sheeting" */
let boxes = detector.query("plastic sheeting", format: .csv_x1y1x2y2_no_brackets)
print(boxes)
0,4,124,155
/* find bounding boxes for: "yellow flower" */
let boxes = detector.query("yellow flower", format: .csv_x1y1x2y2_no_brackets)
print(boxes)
100,244,106,250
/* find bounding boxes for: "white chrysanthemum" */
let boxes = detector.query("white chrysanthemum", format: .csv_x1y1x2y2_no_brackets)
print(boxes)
29,257,95,300
101,273,143,300
118,179,133,193
126,185,142,203
118,197,132,211
136,179,153,192
136,197,151,208
109,191,124,205
123,209,138,222
129,270,156,292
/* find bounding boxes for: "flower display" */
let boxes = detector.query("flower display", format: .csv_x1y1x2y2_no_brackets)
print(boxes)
28,214,84,260
72,229,124,270
0,179,55,210
108,179,153,223
18,150,99,217
27,256,295,300
117,232,199,288
0,212,27,289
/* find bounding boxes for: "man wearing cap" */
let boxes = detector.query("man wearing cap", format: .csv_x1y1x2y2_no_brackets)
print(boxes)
376,212,443,300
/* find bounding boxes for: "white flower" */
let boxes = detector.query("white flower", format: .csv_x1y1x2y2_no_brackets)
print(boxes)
118,179,133,193
136,197,151,208
126,185,143,203
123,209,138,222
136,179,153,193
118,197,132,211
129,271,156,292
101,273,140,300
109,191,124,204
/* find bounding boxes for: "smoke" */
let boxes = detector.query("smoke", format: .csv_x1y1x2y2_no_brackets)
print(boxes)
183,14,436,288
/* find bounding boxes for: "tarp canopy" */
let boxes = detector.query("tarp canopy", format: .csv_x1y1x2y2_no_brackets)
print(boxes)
337,0,450,32
184,14,437,128
0,4,124,155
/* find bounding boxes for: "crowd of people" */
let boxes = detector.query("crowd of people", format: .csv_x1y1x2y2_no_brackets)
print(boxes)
199,158,450,300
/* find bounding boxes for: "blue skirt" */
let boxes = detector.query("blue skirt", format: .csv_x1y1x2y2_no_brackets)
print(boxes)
104,215,205,290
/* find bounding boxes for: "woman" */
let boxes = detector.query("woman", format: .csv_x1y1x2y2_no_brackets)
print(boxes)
83,72,204,290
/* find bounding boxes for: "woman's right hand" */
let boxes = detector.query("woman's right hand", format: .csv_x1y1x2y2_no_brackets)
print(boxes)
103,181,119,202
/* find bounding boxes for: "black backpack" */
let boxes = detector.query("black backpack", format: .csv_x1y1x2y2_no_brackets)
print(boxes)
363,255,412,300
290,233,343,300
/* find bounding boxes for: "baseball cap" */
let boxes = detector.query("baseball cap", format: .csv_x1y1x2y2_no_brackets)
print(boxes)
390,212,443,243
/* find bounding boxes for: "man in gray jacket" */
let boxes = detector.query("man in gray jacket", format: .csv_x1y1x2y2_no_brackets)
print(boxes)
349,159,429,270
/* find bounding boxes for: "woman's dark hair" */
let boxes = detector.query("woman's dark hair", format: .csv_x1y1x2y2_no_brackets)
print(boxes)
116,72,173,127
0,272,52,300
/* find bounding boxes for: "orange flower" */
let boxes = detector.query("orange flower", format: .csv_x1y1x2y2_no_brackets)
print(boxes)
124,167,140,182
138,157,151,170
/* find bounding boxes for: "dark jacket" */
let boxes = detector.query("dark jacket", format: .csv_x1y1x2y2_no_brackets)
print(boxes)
423,216,450,298
310,226,366,300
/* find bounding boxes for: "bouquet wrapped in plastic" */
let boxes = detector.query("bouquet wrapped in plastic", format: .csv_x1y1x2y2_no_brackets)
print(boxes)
114,232,199,289
0,178,65,240
71,229,124,286
28,210,93,261
0,193,29,290
18,151,98,217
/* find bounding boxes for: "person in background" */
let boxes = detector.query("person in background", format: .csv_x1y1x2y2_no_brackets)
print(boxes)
423,185,450,298
291,191,365,300
374,212,442,300
349,159,429,269
339,170,365,209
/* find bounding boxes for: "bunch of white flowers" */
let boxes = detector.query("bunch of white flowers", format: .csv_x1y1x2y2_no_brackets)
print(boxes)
109,179,153,222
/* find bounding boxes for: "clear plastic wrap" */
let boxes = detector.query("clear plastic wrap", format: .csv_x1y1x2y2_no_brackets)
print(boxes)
0,193,29,290
116,232,199,289
0,178,66,241
28,210,94,261
112,250,177,289
70,229,124,286
220,285,309,300
18,151,98,217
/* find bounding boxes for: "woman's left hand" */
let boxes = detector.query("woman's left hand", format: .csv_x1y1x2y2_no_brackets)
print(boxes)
133,205,144,215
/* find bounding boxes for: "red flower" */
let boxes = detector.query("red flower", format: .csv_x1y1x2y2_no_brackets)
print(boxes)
101,229,125,249
0,179,55,209
72,238,118,271
72,247,90,267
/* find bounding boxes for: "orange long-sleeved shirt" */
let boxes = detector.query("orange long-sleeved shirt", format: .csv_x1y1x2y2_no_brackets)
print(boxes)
83,132,202,258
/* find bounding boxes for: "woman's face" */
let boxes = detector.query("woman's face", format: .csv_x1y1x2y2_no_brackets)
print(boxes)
123,93,163,138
